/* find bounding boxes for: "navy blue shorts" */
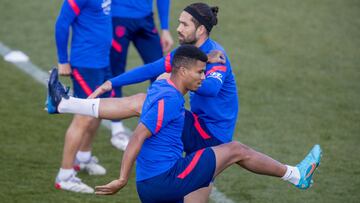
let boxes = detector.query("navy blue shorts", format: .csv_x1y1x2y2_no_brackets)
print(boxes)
70,67,114,99
182,110,224,154
136,148,216,203
110,14,163,97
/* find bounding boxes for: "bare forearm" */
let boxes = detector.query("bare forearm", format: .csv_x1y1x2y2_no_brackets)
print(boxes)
118,134,144,182
118,123,151,182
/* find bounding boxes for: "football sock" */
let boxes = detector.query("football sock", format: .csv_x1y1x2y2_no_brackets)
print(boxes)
76,151,92,163
58,97,100,118
57,168,75,181
281,165,300,185
111,121,125,136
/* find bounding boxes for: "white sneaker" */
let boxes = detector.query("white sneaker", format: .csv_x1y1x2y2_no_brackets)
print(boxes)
74,156,106,175
111,132,130,151
55,174,94,194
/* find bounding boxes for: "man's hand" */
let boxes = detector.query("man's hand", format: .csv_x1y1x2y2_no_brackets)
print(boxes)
58,63,72,76
161,30,174,53
95,179,127,195
88,80,112,99
207,50,226,64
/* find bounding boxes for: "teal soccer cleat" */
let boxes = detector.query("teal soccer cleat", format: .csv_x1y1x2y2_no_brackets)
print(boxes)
296,144,322,189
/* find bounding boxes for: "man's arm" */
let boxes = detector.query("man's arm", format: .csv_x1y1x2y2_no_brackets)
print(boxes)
110,56,168,87
95,122,151,195
195,63,228,97
157,0,173,52
88,50,225,98
55,0,86,76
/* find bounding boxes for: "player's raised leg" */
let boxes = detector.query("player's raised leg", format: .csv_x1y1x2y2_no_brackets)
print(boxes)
211,142,322,189
46,68,145,120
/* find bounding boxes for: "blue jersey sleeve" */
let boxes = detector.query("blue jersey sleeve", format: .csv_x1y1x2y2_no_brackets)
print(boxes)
109,51,175,87
55,0,87,64
195,63,228,97
140,97,179,135
156,0,170,30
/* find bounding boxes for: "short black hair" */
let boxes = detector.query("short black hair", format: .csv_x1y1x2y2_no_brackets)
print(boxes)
171,45,207,73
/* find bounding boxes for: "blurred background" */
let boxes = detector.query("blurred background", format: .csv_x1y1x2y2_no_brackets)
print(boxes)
0,0,359,202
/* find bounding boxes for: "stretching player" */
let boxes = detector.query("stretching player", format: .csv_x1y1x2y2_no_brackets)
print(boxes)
48,45,322,202
49,3,237,201
52,0,112,193
47,2,320,201
109,0,174,150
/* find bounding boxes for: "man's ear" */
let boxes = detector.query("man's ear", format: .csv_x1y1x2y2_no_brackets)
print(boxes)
196,25,207,36
179,66,187,77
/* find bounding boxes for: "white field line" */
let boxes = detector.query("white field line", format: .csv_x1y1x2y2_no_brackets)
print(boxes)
0,41,236,203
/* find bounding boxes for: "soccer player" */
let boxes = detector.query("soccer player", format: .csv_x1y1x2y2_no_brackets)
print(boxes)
109,0,174,150
49,2,235,201
53,0,112,193
47,2,319,201
47,45,322,202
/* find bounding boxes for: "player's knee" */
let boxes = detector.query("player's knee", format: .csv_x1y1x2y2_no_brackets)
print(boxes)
228,141,252,161
133,93,146,115
74,115,97,129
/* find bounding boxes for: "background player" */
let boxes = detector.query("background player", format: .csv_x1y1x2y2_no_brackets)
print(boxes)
109,0,174,150
53,0,112,193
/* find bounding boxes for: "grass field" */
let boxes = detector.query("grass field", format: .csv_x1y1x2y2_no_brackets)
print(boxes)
1,0,360,202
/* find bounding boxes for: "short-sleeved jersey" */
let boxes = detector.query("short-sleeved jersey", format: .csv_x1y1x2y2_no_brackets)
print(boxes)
111,0,170,29
136,79,185,181
55,0,112,68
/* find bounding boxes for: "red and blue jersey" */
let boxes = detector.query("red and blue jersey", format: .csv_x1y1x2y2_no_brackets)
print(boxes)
55,0,112,68
189,39,238,143
110,38,238,143
111,0,170,29
137,79,185,181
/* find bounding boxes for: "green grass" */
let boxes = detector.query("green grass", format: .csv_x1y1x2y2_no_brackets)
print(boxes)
1,0,360,202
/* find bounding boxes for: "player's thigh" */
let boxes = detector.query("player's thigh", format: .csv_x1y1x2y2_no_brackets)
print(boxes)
133,16,163,64
110,17,132,74
136,148,216,202
71,66,112,98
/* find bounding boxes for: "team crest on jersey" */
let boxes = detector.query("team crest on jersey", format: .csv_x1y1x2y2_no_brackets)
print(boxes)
208,72,223,83
102,0,111,15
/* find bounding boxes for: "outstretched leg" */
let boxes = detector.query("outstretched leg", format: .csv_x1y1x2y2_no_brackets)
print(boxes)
211,142,322,189
46,68,146,120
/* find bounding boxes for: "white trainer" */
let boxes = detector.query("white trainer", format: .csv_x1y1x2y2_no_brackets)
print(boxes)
74,156,106,175
111,132,130,151
55,174,94,194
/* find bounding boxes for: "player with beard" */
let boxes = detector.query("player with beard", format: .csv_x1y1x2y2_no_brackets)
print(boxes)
46,3,319,202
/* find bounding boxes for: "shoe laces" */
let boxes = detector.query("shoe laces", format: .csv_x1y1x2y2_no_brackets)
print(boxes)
68,174,82,183
55,81,69,99
297,150,315,170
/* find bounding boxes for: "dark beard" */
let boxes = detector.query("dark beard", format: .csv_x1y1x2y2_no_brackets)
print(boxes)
179,39,197,45
178,33,197,45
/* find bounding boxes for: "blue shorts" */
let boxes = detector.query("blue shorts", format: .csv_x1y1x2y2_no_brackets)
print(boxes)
70,66,114,99
182,110,224,154
110,14,163,97
136,148,216,203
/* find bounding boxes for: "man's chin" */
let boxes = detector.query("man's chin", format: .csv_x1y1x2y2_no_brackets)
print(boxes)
179,40,196,45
